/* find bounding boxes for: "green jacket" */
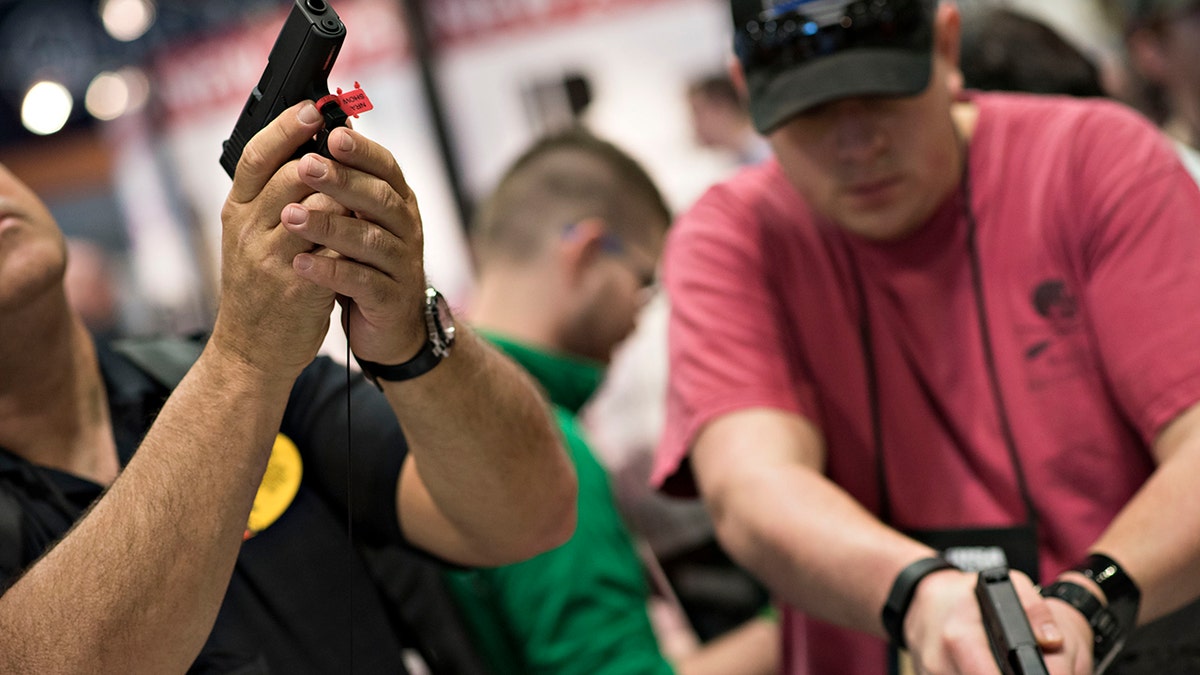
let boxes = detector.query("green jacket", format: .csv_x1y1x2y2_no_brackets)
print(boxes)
444,335,675,675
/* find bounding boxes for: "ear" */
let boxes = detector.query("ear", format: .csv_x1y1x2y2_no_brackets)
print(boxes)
560,217,608,286
727,57,750,104
934,2,964,95
1126,27,1170,85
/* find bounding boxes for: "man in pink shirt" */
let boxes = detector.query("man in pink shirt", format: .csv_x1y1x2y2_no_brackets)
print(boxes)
653,0,1200,673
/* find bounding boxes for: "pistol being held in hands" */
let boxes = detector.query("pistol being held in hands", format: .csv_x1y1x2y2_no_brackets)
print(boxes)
220,0,347,178
976,567,1050,675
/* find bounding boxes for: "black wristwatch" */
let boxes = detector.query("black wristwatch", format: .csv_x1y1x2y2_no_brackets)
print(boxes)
1041,553,1140,673
357,287,456,388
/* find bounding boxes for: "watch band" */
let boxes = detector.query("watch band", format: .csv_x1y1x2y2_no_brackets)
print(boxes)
882,556,958,649
1041,580,1104,620
1040,579,1127,673
1073,553,1140,620
356,287,455,388
357,340,440,387
1072,553,1140,673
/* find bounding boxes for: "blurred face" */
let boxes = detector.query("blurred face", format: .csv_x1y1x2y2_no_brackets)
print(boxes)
561,211,665,363
766,5,965,240
688,92,736,150
1151,6,1200,143
0,163,67,313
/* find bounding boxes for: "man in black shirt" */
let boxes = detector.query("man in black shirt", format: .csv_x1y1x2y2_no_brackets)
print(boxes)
0,101,576,673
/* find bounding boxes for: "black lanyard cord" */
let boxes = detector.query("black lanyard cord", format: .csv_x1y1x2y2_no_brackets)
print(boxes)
850,148,1040,533
345,316,356,673
846,250,890,526
962,158,1040,533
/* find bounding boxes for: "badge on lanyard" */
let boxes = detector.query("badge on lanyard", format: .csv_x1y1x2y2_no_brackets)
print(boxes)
244,433,303,540
907,523,1040,583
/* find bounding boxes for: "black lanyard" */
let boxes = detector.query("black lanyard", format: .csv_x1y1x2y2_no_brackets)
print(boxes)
845,149,1040,535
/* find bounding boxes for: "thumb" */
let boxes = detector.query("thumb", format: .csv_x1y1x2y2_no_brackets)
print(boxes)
1015,578,1063,650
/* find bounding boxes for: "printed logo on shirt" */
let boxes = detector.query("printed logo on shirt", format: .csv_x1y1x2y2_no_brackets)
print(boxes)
244,433,303,540
1031,280,1080,332
1017,278,1091,390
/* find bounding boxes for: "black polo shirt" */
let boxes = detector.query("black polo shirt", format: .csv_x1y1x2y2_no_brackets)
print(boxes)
0,341,413,674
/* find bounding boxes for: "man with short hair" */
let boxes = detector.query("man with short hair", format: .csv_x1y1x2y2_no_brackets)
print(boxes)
0,101,576,673
652,0,1200,673
449,129,778,675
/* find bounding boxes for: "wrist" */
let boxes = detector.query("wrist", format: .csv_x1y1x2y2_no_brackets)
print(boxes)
1042,553,1140,673
881,556,959,649
1054,569,1105,603
199,337,303,391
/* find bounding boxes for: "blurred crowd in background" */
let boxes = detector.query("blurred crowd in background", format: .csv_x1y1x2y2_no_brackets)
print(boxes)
0,0,1166,345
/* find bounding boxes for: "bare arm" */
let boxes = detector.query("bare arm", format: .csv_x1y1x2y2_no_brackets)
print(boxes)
1077,401,1200,623
693,408,933,636
0,351,295,674
279,125,576,567
389,327,577,566
674,615,780,675
693,408,1079,675
0,102,345,673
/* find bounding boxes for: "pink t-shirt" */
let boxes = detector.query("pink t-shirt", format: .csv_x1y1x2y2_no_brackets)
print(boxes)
653,92,1200,674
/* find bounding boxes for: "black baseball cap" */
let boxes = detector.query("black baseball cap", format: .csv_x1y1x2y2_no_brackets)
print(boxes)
733,0,938,133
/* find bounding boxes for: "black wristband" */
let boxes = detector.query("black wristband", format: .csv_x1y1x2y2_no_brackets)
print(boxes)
1072,553,1140,671
1073,553,1140,618
356,339,439,388
1042,580,1103,616
882,556,958,649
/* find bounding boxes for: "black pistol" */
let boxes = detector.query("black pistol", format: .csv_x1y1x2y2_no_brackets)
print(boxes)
219,0,348,179
976,567,1049,675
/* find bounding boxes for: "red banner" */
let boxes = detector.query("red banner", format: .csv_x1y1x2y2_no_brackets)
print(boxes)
428,0,681,48
153,0,407,122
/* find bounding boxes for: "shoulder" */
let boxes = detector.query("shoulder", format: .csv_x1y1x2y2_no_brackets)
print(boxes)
666,160,814,276
677,160,805,234
973,91,1171,163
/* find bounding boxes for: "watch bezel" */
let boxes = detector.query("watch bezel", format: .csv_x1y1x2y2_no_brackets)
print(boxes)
424,286,456,358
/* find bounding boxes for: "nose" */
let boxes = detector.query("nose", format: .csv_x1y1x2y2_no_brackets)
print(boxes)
827,98,886,163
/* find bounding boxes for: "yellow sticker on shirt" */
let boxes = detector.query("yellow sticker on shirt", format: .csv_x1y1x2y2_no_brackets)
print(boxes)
244,433,303,539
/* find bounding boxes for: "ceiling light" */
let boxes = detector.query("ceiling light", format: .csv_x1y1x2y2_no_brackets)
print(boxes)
101,0,156,42
86,71,129,120
21,81,74,135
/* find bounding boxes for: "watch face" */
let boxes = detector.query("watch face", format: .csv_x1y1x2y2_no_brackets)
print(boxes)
426,287,456,356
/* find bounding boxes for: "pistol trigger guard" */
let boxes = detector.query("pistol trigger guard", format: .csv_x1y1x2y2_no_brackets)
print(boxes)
306,98,350,159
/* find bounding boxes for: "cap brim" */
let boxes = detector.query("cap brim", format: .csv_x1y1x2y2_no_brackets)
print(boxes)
747,48,933,134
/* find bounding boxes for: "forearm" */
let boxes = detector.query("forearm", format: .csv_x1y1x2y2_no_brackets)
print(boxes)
694,410,932,638
674,615,780,675
709,459,932,637
384,328,576,566
1086,417,1200,624
0,348,294,673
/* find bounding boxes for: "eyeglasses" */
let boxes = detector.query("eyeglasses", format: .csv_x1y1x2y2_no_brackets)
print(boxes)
598,232,658,291
562,221,658,291
734,0,934,72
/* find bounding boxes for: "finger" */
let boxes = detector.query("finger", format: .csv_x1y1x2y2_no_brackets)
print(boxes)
296,152,417,238
324,126,413,202
292,251,392,308
222,162,320,240
298,190,351,218
228,101,326,204
1012,574,1064,650
281,206,402,270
